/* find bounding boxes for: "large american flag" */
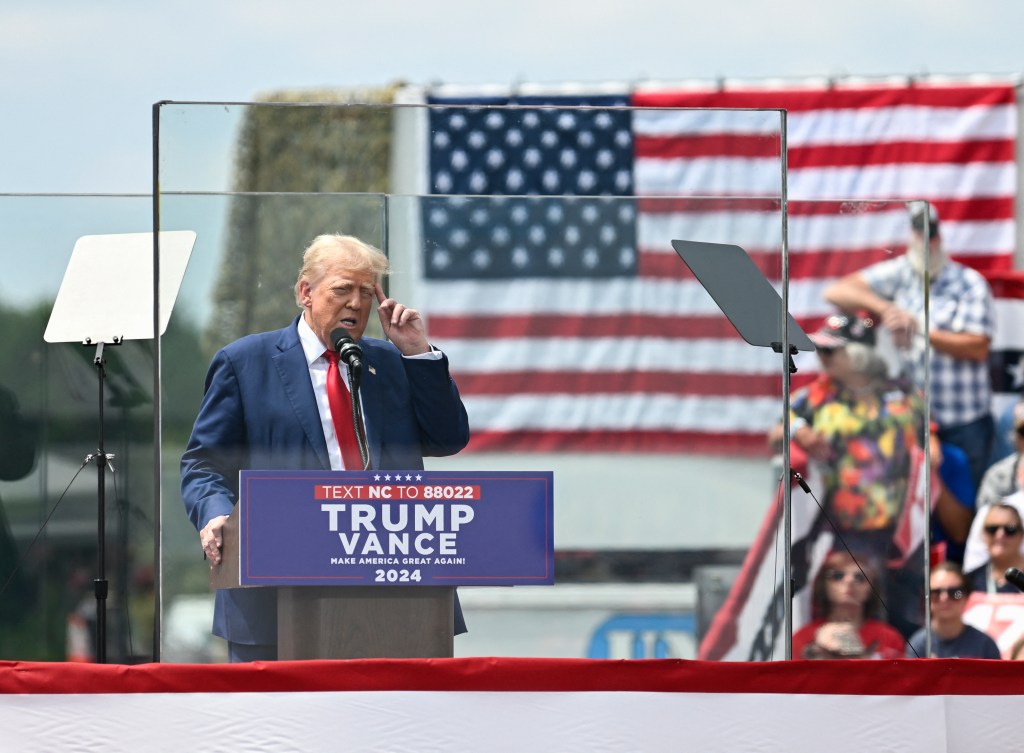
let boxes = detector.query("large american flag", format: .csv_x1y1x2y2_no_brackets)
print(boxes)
420,84,1018,454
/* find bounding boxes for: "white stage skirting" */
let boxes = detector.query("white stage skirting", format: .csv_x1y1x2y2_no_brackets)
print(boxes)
1,657,1022,752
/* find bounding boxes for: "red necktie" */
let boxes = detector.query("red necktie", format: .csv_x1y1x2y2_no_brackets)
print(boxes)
324,351,364,470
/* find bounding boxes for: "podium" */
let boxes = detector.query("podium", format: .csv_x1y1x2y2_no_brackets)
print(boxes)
209,504,455,659
209,469,553,660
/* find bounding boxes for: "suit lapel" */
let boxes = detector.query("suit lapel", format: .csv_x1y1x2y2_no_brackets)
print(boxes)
272,321,331,470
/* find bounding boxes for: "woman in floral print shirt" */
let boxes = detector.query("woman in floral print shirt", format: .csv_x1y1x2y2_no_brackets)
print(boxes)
776,313,932,638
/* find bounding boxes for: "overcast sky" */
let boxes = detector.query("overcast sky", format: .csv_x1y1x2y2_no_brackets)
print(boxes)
2,0,1022,193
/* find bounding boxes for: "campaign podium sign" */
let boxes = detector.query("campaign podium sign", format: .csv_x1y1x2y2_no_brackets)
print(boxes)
210,470,553,659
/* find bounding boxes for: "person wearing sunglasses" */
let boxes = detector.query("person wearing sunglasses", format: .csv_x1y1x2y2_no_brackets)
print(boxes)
963,501,1024,594
181,234,471,662
792,549,906,660
770,313,927,557
906,562,1001,658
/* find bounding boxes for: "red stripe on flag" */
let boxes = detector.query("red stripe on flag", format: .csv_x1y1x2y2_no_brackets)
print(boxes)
957,255,1015,275
637,197,782,214
430,314,735,339
636,137,1014,167
638,247,897,281
466,430,773,456
431,314,825,341
789,139,1015,168
451,370,794,397
638,197,1015,221
986,271,1024,298
632,85,1017,111
928,196,1016,223
636,133,782,159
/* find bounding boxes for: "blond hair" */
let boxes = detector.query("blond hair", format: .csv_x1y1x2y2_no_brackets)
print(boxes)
293,234,390,306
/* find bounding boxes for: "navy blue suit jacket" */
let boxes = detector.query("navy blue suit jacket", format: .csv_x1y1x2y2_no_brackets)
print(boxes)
180,316,470,645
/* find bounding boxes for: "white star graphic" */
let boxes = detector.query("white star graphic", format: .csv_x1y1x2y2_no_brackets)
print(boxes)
1008,359,1024,390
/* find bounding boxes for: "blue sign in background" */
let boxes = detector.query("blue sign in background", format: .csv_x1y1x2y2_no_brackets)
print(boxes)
237,470,553,586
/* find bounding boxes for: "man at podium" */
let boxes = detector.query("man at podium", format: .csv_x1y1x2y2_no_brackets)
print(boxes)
181,234,471,661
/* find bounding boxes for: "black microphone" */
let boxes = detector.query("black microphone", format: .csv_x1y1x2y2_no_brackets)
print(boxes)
1005,567,1024,593
330,328,363,372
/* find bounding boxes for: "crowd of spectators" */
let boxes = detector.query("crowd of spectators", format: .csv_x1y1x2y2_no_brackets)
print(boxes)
780,203,1024,660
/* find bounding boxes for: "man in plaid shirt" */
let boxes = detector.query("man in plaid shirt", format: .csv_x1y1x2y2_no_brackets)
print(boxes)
825,204,995,488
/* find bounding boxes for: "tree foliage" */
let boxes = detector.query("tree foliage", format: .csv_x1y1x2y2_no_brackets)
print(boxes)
206,86,400,353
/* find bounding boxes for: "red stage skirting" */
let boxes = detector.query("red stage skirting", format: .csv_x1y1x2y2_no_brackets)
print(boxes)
1,657,1022,751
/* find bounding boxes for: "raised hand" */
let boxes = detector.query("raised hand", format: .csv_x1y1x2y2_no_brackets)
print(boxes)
375,284,431,356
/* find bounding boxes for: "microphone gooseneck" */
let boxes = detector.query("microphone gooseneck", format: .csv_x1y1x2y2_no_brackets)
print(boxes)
328,327,369,470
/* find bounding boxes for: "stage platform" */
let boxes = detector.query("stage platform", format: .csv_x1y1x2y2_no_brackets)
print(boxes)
1,656,1021,751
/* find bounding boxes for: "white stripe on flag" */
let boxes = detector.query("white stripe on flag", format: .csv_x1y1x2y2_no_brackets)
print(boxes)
635,157,783,196
633,108,783,136
444,338,779,374
639,210,911,252
788,162,1015,200
464,394,782,432
786,104,1018,143
424,277,832,317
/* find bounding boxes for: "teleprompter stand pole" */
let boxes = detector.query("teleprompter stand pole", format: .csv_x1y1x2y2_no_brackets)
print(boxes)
84,336,121,663
43,230,197,663
670,239,815,660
